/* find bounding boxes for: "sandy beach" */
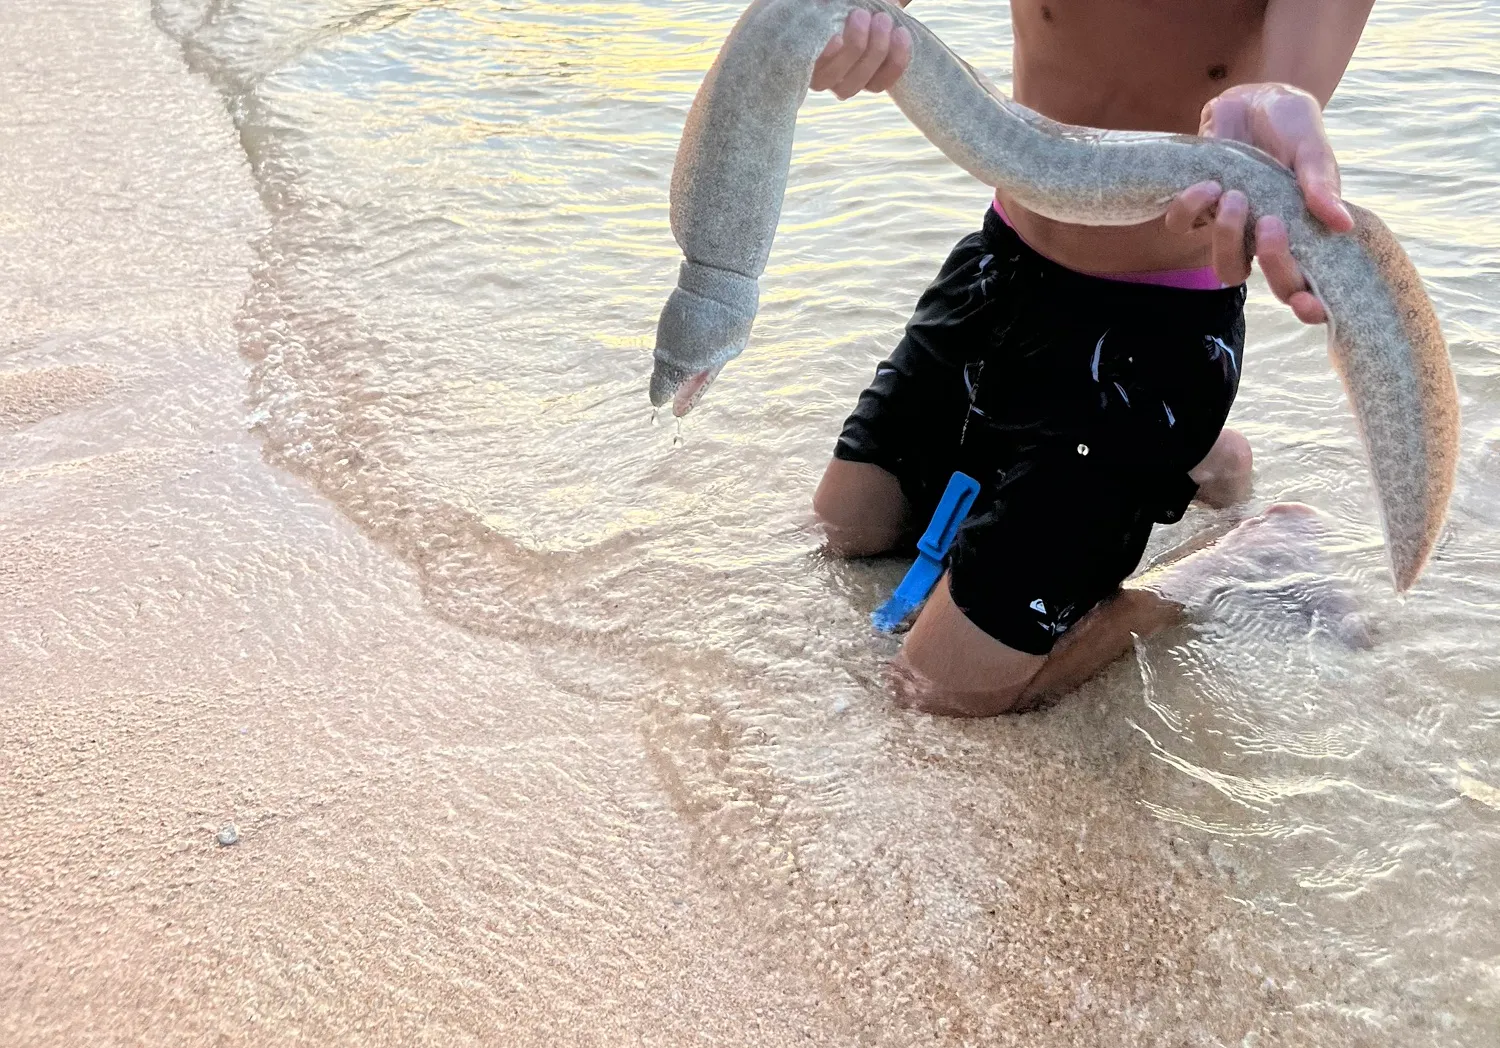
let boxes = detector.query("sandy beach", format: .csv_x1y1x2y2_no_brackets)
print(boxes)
4,1,1496,1045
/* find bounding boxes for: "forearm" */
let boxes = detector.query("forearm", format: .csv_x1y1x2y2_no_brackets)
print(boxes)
1258,0,1376,106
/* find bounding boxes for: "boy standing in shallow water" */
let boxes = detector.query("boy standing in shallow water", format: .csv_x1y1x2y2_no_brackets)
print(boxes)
808,1,1376,715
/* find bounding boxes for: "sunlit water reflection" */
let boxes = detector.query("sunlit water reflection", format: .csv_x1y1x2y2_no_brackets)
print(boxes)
150,0,1500,1040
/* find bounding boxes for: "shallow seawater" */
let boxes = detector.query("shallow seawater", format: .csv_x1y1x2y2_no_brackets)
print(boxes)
148,0,1500,1040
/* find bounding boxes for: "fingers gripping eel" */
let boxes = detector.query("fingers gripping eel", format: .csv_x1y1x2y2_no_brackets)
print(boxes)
651,0,1459,591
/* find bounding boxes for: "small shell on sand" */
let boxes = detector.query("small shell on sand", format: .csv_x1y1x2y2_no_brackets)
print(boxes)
216,823,239,847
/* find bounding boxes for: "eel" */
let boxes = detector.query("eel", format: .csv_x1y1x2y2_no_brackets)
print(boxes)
650,0,1459,592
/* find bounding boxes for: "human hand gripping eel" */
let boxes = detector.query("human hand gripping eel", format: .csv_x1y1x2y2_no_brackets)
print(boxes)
650,0,1460,592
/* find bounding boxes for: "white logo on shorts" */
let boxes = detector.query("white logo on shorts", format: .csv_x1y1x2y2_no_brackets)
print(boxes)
1029,598,1075,637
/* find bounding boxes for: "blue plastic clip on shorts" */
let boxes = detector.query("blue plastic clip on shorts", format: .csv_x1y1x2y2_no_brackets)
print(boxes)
870,471,981,633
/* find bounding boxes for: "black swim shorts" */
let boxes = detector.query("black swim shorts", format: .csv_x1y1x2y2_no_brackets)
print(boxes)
834,205,1247,655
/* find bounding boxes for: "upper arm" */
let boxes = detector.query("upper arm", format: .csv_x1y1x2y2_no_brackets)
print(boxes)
1259,0,1377,106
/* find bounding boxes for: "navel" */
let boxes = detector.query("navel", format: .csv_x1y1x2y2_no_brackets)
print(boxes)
1207,63,1229,81
1041,5,1054,23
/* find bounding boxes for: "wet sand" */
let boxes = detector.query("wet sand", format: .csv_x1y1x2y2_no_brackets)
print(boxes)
0,2,1431,1045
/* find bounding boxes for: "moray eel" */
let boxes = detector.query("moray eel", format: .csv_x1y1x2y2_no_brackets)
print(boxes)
650,0,1459,592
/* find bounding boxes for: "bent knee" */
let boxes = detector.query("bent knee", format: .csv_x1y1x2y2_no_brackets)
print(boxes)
887,651,1034,717
1191,429,1253,508
1215,429,1254,478
813,459,909,557
892,574,1046,716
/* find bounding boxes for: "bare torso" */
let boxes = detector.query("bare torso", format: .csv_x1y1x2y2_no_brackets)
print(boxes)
999,0,1271,272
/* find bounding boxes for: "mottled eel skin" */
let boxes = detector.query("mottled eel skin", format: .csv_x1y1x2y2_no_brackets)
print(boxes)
651,0,1459,591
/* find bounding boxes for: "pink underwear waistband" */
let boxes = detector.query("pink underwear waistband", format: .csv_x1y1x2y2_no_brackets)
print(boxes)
990,198,1225,291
